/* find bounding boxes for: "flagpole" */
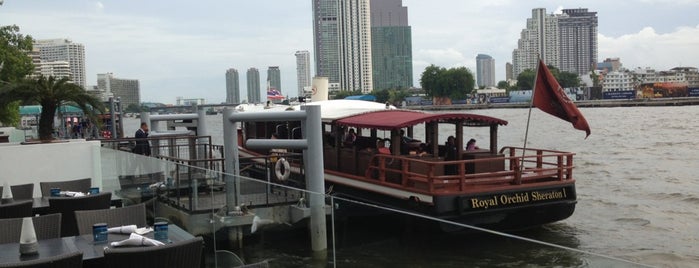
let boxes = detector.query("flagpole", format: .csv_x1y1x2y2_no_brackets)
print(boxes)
518,58,541,184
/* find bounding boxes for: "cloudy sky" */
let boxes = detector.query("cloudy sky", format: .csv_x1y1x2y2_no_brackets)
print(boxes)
1,0,698,104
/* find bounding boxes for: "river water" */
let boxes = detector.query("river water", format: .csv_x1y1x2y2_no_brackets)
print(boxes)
124,105,699,267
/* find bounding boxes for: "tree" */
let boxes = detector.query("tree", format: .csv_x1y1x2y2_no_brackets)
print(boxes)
0,25,35,126
371,88,410,104
0,76,105,140
516,66,581,89
331,90,361,100
124,103,142,113
497,80,510,90
420,64,475,100
516,69,535,90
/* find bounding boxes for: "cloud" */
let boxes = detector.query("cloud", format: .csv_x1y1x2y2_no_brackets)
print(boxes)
598,25,699,69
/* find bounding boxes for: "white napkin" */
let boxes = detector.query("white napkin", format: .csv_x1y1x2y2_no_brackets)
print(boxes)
135,227,153,235
63,191,86,197
108,225,137,234
110,233,164,247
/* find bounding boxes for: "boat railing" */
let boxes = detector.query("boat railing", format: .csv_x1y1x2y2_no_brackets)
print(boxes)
364,146,575,195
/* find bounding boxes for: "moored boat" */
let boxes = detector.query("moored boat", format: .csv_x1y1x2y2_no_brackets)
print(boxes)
237,99,577,231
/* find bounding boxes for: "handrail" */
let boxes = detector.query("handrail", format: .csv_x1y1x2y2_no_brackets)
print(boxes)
363,147,575,195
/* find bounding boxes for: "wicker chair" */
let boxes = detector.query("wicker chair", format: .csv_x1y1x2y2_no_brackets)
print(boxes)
103,236,204,268
0,200,33,219
0,251,83,268
48,192,112,237
0,213,62,244
39,178,91,197
0,183,35,200
75,203,147,235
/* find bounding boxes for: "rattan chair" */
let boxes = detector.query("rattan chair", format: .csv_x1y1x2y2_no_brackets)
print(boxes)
103,236,203,268
75,203,147,235
0,213,62,244
0,200,33,219
0,251,83,268
0,183,35,200
39,178,91,197
48,192,112,237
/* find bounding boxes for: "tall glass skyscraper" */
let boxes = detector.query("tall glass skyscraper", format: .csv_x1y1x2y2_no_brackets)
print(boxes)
267,66,281,93
312,0,340,84
295,51,311,97
225,68,240,104
476,54,496,87
370,0,413,91
246,68,261,103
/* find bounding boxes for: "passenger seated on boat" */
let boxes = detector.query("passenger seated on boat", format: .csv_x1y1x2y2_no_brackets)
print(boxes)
444,136,458,175
377,139,391,155
343,128,357,147
409,143,429,157
466,138,479,151
400,129,421,154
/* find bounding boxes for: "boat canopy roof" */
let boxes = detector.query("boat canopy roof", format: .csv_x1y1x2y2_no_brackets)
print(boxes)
292,99,395,122
335,110,508,130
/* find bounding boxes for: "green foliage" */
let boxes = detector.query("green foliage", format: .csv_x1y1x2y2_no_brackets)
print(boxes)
420,64,475,99
0,25,35,126
497,80,510,90
371,88,410,104
0,101,20,127
331,90,362,100
516,69,535,90
0,76,105,140
124,103,142,113
0,25,35,82
516,65,581,90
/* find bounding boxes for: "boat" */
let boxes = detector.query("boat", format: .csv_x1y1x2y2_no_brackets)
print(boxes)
236,99,577,231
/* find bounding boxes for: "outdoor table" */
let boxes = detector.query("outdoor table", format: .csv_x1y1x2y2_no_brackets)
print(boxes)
0,224,194,268
31,196,123,215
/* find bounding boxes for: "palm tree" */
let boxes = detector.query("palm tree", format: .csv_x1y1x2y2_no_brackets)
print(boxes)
0,75,105,140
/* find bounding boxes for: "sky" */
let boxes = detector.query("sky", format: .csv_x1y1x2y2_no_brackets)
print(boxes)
1,0,698,104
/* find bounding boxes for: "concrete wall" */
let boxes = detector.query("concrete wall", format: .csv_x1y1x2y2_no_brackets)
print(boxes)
0,139,102,198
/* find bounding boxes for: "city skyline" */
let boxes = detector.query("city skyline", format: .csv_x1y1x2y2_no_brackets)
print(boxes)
1,1,698,103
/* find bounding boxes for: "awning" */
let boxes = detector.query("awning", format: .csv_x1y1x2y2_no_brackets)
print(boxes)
335,110,508,130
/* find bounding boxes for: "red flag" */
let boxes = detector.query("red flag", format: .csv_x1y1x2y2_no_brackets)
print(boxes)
533,59,591,138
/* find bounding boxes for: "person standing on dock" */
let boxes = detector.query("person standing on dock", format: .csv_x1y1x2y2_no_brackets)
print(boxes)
133,122,151,156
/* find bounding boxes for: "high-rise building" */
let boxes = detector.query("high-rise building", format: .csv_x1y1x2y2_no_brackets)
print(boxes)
267,66,281,93
97,73,140,108
338,0,373,93
295,51,312,97
512,8,597,77
313,0,341,84
34,39,86,87
512,8,558,77
558,8,598,75
505,62,513,81
370,0,413,91
225,68,240,104
38,61,71,80
476,54,496,87
247,68,261,103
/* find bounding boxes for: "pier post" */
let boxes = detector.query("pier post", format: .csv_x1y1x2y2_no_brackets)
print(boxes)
302,105,327,257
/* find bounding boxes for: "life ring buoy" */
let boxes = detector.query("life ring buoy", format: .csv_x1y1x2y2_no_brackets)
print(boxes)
275,157,291,181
